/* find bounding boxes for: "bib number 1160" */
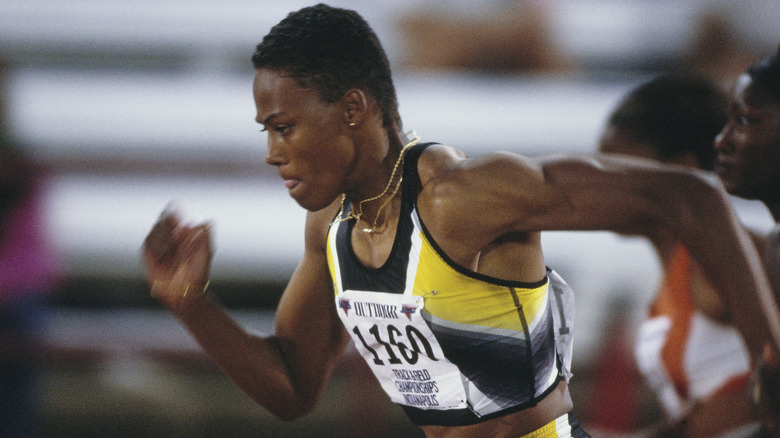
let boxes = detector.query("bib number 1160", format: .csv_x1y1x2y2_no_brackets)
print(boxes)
352,324,438,366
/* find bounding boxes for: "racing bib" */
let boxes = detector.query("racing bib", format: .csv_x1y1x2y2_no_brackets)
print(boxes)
336,289,468,410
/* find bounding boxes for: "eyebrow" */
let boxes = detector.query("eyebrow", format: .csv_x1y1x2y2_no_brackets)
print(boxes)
257,112,286,125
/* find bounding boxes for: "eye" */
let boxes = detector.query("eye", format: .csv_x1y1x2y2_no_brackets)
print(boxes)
274,124,291,134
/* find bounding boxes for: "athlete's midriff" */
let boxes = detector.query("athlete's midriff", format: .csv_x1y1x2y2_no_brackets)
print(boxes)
419,380,572,438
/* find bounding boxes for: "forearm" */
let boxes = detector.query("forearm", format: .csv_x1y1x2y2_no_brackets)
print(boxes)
764,227,780,306
666,174,780,357
141,209,346,419
540,155,780,356
168,294,320,420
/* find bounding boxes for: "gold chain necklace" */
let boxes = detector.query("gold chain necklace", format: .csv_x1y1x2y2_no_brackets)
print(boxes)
333,133,420,233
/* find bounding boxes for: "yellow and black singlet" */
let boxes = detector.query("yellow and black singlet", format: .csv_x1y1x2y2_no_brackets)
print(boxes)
326,143,568,426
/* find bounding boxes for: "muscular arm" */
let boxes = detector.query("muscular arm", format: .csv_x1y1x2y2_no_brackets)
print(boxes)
419,147,780,358
764,226,780,307
540,155,780,358
143,206,349,420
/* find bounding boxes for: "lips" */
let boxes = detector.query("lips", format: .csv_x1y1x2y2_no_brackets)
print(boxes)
284,179,300,190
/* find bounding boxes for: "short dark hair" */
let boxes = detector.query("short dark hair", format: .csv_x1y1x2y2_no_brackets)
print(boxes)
252,4,400,130
747,42,780,106
605,74,727,170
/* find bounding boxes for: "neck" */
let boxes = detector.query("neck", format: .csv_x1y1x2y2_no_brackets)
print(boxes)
355,188,403,234
336,131,419,233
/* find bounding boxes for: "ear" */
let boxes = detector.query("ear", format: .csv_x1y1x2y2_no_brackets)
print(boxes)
342,89,368,128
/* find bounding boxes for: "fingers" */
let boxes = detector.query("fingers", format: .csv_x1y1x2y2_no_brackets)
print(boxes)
176,223,214,280
143,209,181,262
151,223,214,303
142,206,213,275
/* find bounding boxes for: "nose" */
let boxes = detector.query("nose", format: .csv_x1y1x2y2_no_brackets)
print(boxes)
264,138,286,167
713,123,732,155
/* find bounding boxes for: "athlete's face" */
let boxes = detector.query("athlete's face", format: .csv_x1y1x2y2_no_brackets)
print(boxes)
254,68,354,211
714,74,780,203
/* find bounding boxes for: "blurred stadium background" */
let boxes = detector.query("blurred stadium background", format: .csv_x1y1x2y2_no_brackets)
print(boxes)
1,1,777,436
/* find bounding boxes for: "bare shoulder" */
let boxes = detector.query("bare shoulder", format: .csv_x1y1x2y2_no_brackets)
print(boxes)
415,143,467,186
415,146,547,250
417,145,545,196
416,145,546,210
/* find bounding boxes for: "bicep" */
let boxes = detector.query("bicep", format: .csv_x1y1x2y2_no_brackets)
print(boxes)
274,248,348,354
763,227,780,300
273,210,349,401
525,154,669,231
420,152,668,240
485,153,686,233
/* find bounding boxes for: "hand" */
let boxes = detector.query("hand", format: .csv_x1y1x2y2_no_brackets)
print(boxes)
142,208,213,309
